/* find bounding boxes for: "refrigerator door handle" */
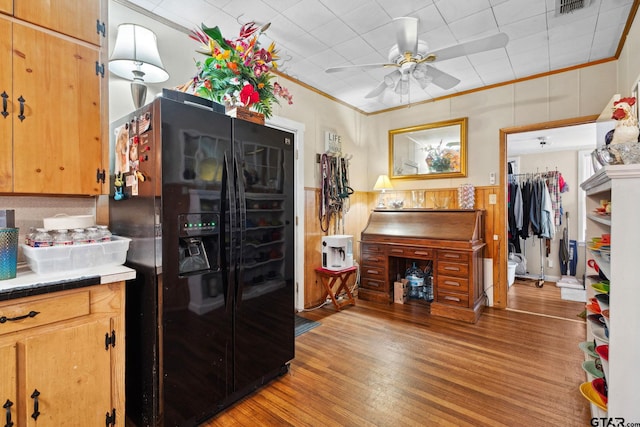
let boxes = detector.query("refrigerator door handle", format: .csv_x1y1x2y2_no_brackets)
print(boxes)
221,154,235,313
233,153,247,310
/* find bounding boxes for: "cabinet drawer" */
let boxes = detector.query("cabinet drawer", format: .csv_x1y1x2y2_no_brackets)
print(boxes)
437,275,469,293
437,261,469,277
361,243,384,254
436,291,469,308
361,252,386,264
360,277,387,291
438,251,469,263
361,265,386,279
387,246,408,257
0,291,91,335
404,248,433,259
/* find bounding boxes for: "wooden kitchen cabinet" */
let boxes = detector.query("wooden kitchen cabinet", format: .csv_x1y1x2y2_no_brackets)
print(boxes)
0,0,11,15
14,0,104,46
0,282,124,426
0,15,105,195
0,17,11,192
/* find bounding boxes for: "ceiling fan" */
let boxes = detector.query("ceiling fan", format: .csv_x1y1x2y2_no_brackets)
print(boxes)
325,17,509,98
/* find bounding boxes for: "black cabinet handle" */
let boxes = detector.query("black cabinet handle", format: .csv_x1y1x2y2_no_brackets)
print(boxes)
30,389,40,420
17,96,25,122
3,399,13,427
0,310,39,324
1,92,7,118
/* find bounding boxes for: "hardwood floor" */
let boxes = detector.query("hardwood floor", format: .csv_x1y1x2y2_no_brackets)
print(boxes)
201,296,590,426
507,278,586,321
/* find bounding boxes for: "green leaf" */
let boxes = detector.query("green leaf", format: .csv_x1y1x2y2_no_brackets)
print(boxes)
201,24,231,51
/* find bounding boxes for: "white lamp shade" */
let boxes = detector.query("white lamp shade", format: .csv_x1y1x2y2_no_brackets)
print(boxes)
373,174,393,190
109,24,169,83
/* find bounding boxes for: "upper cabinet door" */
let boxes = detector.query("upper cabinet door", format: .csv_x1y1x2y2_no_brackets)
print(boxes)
0,0,12,15
14,0,104,46
0,17,11,192
12,23,102,195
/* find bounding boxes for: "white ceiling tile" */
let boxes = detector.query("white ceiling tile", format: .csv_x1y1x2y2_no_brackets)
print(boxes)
316,0,369,15
281,0,336,31
256,0,302,11
447,9,499,40
499,14,546,42
374,0,436,19
414,4,448,37
221,0,279,24
309,19,358,48
341,3,390,34
493,0,546,26
434,0,492,23
333,37,377,63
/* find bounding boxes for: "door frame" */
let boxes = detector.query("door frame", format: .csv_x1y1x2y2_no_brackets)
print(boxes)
266,115,306,311
497,115,598,308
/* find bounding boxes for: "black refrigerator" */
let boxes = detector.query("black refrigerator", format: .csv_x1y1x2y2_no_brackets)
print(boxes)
109,91,295,426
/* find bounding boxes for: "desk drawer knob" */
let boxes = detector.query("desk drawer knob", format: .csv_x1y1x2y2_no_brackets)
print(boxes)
444,266,460,271
444,296,461,302
444,281,460,287
366,269,379,275
444,254,461,259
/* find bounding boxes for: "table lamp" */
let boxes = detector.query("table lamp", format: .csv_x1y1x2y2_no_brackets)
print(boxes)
373,174,393,208
109,24,169,109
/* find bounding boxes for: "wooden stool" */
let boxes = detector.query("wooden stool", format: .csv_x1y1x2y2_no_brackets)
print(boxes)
314,266,357,310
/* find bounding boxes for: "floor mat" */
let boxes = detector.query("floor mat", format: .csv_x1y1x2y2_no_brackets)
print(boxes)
295,315,320,337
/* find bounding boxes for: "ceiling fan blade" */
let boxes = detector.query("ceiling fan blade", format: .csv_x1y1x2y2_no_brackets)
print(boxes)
423,65,460,90
325,62,397,73
365,70,402,98
393,17,418,55
365,82,388,98
430,33,509,62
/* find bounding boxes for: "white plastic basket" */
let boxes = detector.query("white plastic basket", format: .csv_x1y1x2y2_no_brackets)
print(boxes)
21,236,131,274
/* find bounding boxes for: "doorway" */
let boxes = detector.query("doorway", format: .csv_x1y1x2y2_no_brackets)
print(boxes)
498,115,598,319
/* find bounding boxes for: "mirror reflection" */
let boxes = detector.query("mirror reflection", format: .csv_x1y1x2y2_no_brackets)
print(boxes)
389,118,467,179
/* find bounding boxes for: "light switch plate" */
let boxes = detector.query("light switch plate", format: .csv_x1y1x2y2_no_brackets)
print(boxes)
489,194,497,204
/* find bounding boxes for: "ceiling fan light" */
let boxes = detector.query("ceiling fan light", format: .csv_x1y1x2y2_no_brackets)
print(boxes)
384,71,401,86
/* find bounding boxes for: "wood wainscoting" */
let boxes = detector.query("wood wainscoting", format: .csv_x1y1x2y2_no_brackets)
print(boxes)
303,186,502,309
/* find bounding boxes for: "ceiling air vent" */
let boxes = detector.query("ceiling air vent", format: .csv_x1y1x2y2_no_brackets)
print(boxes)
556,0,591,15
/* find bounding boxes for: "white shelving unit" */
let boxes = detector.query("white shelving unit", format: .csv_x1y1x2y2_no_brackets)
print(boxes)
580,164,640,420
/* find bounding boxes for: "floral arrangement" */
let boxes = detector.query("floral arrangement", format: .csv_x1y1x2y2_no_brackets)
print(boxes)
187,22,293,118
424,140,460,172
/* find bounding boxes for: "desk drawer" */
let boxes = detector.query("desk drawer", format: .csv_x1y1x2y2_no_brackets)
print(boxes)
361,243,384,254
361,265,385,279
437,261,469,277
360,277,387,291
436,291,469,308
437,275,469,293
361,252,386,264
404,248,433,259
437,251,469,263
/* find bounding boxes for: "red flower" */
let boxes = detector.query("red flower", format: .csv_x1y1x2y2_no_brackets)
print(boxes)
240,84,260,106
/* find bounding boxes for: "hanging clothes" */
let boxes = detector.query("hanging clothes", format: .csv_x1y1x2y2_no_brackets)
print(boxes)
509,171,565,239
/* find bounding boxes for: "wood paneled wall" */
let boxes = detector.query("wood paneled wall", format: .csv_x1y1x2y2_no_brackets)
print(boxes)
304,185,502,309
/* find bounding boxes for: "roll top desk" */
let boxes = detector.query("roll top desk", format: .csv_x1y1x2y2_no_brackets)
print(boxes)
360,209,486,323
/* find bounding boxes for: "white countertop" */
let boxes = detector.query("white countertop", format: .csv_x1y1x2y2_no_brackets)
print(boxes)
0,263,136,294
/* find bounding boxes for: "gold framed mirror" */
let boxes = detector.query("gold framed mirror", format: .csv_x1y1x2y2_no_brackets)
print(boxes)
389,117,468,179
